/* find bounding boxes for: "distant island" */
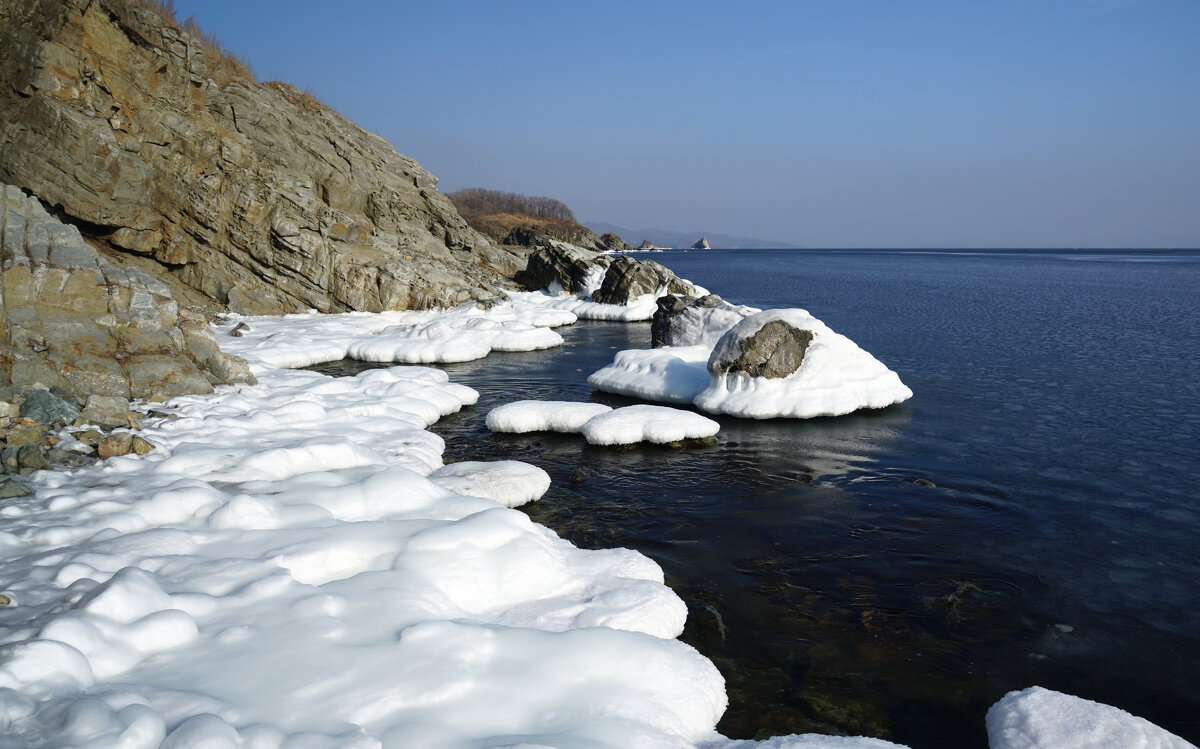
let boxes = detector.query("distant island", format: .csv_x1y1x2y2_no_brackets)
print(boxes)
587,222,798,250
692,236,712,250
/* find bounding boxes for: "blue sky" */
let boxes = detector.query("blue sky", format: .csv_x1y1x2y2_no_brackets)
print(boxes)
173,0,1199,247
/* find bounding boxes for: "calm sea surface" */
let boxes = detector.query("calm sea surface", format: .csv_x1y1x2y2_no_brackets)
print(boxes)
311,249,1200,748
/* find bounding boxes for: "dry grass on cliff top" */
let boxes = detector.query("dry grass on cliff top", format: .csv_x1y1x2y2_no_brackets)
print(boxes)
104,0,255,85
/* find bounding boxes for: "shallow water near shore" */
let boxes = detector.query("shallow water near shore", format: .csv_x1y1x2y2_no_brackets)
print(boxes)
309,248,1200,748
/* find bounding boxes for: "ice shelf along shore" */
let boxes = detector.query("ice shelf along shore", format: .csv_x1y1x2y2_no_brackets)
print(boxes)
0,299,1192,749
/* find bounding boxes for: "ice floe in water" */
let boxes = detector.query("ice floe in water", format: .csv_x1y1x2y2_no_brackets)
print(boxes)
428,459,552,507
486,399,614,433
590,308,913,419
581,404,721,446
986,686,1197,749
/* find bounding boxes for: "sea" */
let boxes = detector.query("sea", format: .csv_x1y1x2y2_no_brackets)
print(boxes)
311,248,1200,748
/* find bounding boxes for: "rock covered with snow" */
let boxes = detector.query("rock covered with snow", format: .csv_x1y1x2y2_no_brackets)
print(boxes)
487,400,614,433
510,243,708,321
592,308,912,420
695,309,912,418
581,404,721,446
652,293,760,348
986,686,1197,749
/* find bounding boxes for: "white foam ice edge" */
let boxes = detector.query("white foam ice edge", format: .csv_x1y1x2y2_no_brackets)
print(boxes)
589,308,915,419
487,400,720,446
0,304,1190,749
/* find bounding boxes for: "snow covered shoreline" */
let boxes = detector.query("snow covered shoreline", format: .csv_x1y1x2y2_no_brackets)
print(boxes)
1,301,1192,748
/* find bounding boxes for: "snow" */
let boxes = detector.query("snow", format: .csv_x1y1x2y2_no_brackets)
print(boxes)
590,308,913,419
0,309,719,749
486,400,614,433
3,299,1185,748
428,460,552,507
588,345,713,404
213,300,572,371
581,404,721,446
986,687,1197,749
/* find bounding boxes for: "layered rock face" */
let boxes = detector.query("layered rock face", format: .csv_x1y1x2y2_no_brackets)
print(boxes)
0,0,521,317
1,183,256,400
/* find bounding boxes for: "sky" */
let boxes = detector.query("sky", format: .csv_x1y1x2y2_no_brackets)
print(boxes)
171,0,1200,248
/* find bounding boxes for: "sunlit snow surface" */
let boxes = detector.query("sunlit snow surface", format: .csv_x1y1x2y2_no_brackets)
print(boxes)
590,308,914,419
986,687,1198,749
0,303,1188,749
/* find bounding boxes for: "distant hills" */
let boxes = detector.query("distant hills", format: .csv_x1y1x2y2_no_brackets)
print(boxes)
584,222,798,250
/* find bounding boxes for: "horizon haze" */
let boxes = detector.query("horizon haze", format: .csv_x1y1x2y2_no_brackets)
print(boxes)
171,0,1200,249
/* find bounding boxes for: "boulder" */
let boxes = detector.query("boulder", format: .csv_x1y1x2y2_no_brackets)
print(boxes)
708,319,814,379
514,243,609,294
651,293,757,348
592,255,693,305
17,389,80,425
97,432,133,459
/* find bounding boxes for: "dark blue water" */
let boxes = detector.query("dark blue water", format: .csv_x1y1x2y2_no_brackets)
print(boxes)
311,249,1200,748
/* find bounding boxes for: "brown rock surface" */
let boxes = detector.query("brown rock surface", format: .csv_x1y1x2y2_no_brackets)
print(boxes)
2,183,255,399
0,0,521,317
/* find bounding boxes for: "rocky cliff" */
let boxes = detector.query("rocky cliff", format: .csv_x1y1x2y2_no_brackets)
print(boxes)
0,0,522,320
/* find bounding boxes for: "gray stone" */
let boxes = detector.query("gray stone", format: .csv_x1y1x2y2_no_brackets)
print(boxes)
709,320,814,379
16,443,49,471
592,255,693,305
514,243,608,294
18,388,80,425
3,426,46,447
0,479,33,499
80,395,134,429
651,295,690,348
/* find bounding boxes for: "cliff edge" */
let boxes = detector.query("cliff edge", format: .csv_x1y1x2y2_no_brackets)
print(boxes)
0,0,522,319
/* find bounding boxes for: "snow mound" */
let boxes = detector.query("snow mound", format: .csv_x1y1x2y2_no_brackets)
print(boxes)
588,345,712,404
486,400,614,433
428,460,552,507
986,686,1197,749
0,311,716,747
215,301,567,371
581,404,721,446
695,309,912,419
590,308,913,419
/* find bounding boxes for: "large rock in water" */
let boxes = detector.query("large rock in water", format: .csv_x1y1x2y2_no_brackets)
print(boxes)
1,184,255,399
708,319,814,379
0,0,522,315
592,255,693,305
651,293,757,348
514,243,609,294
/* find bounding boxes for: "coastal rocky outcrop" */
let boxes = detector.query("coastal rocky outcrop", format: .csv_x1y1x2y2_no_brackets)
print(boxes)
0,0,522,319
639,240,663,250
591,255,693,305
514,242,610,295
598,232,635,253
515,243,696,306
651,293,757,348
691,237,712,250
1,183,256,400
